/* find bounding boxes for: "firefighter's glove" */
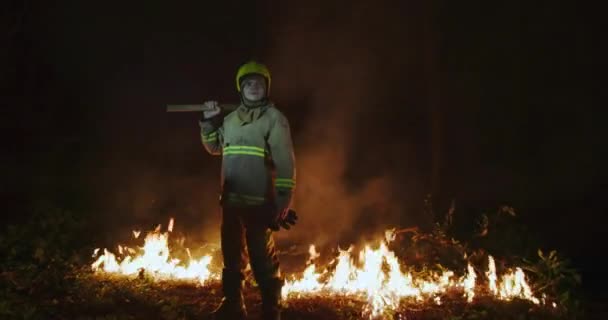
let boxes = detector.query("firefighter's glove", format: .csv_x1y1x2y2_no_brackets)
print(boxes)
280,209,298,230
200,101,221,120
269,208,298,231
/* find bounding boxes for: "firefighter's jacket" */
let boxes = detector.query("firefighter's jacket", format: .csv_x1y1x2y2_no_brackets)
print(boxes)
199,103,295,211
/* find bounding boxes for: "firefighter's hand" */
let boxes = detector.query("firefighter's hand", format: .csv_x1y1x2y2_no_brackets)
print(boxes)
269,208,298,231
201,101,221,120
280,209,298,230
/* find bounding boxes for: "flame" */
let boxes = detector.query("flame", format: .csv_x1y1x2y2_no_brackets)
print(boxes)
92,222,546,318
308,244,320,262
168,218,174,232
91,218,216,285
384,228,396,243
462,263,476,302
487,255,498,295
285,243,475,318
498,267,540,304
282,243,542,318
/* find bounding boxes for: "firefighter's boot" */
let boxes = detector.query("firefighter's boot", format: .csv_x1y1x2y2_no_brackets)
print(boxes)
260,277,283,320
212,269,247,320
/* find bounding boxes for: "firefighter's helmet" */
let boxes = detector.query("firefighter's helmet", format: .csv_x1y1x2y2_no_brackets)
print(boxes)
236,61,271,93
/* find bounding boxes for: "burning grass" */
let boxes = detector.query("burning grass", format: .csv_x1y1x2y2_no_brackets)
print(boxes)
88,218,565,319
0,204,584,319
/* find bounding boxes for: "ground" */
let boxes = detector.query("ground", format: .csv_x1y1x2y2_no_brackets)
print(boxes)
0,206,591,319
1,264,571,320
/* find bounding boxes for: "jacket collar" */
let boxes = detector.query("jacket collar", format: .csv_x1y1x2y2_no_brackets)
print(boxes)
236,102,272,125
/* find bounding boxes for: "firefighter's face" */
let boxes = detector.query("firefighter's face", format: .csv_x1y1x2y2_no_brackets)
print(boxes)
241,75,267,101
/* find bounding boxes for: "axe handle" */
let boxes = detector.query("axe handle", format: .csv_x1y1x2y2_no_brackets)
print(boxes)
166,104,239,113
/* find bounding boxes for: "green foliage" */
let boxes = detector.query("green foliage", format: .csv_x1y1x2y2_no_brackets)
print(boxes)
0,202,88,268
0,202,91,319
394,198,467,271
396,197,583,319
471,206,540,259
523,249,582,315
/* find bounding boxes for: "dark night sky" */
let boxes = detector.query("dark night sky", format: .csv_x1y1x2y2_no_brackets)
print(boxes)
2,1,606,293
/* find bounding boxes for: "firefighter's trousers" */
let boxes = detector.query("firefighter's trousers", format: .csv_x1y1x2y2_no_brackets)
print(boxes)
220,205,280,284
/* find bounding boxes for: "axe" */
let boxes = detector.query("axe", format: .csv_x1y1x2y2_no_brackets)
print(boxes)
166,104,239,113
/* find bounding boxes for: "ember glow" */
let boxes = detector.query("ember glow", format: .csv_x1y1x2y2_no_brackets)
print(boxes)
92,221,546,318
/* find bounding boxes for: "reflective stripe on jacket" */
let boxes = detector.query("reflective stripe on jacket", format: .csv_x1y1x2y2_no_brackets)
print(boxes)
199,103,295,209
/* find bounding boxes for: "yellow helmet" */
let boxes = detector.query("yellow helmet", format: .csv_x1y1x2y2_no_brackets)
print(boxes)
236,61,271,93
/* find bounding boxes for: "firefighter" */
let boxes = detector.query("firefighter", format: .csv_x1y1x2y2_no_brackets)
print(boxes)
199,61,296,320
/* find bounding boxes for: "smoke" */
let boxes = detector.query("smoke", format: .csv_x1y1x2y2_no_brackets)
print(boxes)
74,0,432,252
267,1,425,247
